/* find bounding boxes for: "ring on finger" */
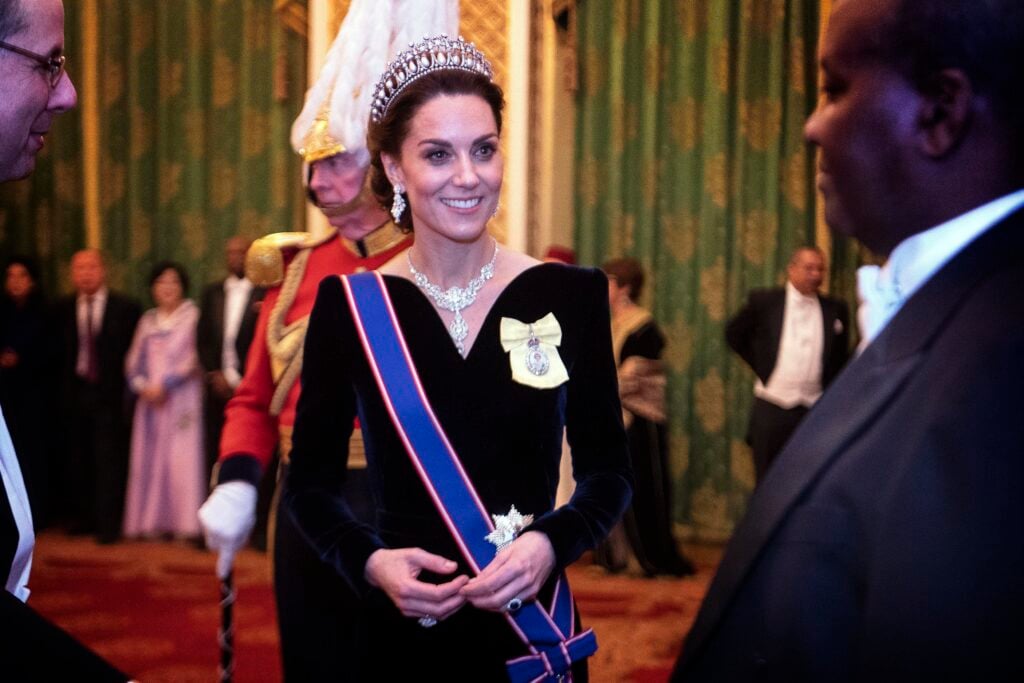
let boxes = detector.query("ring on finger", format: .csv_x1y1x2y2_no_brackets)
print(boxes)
505,597,523,613
418,615,438,628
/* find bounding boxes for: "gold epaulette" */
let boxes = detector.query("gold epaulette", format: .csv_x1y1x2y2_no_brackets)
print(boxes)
245,232,312,287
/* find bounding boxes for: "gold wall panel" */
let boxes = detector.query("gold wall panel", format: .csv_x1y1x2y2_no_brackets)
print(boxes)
461,1,510,243
460,2,510,91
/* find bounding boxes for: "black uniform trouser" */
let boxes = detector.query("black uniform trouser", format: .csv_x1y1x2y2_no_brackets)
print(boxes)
273,465,373,682
749,397,809,483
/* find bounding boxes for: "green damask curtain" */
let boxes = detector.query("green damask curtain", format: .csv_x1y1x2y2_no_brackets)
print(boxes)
575,0,848,541
0,0,307,300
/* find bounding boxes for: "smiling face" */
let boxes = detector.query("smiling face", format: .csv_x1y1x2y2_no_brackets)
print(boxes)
0,0,77,182
381,94,502,245
803,0,923,254
151,268,184,310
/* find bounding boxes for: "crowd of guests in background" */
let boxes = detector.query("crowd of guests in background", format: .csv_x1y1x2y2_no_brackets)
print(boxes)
0,238,263,546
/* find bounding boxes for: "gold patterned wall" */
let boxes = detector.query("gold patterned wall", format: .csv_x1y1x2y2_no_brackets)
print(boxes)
460,1,510,243
460,2,510,90
324,0,509,96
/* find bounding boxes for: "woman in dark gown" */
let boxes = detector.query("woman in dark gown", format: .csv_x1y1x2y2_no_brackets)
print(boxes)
284,37,632,680
0,257,49,526
596,257,693,577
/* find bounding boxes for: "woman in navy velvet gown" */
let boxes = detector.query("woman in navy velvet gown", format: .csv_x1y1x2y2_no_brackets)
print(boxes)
285,38,632,680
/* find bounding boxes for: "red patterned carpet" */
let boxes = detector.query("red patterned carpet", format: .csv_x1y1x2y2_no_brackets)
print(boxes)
27,532,721,682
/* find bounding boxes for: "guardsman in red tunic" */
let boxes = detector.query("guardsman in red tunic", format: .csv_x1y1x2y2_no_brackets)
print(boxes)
197,1,459,678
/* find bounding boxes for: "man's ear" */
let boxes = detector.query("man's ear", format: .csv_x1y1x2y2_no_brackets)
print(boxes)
380,152,404,188
917,68,973,158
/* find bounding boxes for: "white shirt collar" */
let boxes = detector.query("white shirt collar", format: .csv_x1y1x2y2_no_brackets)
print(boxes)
858,188,1024,349
785,281,817,305
224,274,250,289
884,188,1024,306
77,286,109,305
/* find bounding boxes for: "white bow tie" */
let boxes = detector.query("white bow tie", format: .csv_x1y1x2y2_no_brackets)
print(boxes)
857,264,902,348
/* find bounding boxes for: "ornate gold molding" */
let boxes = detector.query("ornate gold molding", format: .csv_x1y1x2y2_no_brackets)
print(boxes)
81,0,101,249
815,0,832,268
461,1,511,244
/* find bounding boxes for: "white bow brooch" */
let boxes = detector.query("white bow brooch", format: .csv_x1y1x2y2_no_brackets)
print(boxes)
499,313,570,389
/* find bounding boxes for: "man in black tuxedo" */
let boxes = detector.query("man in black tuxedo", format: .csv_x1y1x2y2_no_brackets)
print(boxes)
674,0,1024,680
54,249,140,544
197,235,263,477
1,0,126,677
726,246,849,482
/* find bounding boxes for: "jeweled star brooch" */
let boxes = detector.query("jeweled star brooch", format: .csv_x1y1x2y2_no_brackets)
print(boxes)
485,506,535,551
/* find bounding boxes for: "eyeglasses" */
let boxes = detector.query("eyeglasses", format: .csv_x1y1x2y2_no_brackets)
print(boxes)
0,40,66,88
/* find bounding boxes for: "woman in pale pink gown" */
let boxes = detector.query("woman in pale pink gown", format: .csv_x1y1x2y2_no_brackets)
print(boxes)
122,262,204,539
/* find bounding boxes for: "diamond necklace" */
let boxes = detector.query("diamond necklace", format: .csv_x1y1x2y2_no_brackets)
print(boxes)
407,239,499,356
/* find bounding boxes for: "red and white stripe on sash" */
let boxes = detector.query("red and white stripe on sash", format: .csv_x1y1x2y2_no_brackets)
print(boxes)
341,272,596,682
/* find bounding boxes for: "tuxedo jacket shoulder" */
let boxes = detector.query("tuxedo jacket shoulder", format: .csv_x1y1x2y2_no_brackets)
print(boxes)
678,210,1024,681
1,589,127,680
725,286,849,387
52,291,140,399
196,282,225,372
197,280,264,373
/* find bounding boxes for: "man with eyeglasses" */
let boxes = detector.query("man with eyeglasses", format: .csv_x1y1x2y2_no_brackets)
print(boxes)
0,0,76,182
0,1,126,679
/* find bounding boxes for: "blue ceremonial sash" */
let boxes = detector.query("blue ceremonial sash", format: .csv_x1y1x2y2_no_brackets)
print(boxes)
341,272,597,682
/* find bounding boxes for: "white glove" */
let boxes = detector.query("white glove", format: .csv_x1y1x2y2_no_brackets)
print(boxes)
198,481,258,578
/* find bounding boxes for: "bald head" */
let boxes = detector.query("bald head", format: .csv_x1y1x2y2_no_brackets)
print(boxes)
856,0,1024,159
70,249,106,295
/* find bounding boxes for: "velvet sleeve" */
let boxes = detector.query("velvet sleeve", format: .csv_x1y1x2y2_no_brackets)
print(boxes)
620,320,666,362
283,276,385,596
526,268,633,570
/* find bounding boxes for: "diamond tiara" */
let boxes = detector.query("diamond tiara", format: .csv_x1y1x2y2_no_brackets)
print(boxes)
370,34,493,124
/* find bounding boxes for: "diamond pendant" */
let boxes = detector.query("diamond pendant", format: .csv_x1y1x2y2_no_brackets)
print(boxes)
450,313,469,353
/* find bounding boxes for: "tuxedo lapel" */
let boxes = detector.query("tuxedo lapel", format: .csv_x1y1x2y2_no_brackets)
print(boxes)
818,296,834,362
764,289,786,363
681,344,920,662
210,283,226,349
681,209,1024,666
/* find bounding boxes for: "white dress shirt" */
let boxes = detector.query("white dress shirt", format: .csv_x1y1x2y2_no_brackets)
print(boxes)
858,188,1024,348
221,275,253,388
0,406,33,602
75,286,108,379
755,281,825,408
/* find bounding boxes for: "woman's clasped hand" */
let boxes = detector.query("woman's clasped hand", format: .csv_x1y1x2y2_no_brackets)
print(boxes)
365,530,556,622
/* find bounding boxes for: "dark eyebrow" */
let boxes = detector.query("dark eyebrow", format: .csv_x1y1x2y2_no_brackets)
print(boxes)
417,133,499,148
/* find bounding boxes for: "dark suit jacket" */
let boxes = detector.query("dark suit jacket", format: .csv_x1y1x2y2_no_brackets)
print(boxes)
196,279,263,376
725,287,849,390
1,487,127,679
53,290,141,405
674,210,1024,681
